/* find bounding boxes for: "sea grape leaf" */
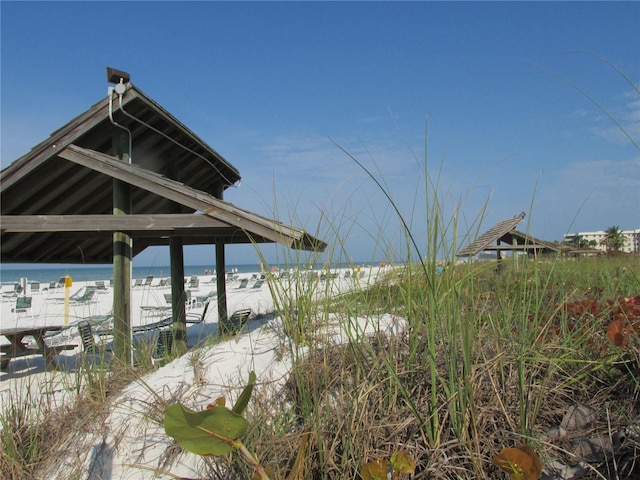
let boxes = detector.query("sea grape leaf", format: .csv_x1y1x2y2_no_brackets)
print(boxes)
164,403,248,456
361,459,390,480
607,319,629,348
517,445,542,480
233,370,256,415
492,444,541,480
390,449,415,474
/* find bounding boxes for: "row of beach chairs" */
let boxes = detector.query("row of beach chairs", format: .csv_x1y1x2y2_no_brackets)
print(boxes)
77,303,252,364
9,286,98,317
3,273,269,300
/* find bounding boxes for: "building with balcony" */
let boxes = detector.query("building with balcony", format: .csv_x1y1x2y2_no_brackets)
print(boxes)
563,229,640,253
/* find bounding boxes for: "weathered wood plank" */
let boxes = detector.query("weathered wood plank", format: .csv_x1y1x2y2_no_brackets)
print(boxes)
0,214,230,232
58,144,326,251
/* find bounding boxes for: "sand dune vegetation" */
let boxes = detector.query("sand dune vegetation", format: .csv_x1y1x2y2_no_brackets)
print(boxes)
1,253,638,479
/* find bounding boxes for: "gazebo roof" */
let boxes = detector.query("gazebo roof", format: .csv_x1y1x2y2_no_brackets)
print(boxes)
1,81,326,263
457,212,571,257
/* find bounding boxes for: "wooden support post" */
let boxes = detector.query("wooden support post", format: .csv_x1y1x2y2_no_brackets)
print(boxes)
170,236,187,354
112,131,132,366
212,183,228,328
167,159,187,355
216,240,228,328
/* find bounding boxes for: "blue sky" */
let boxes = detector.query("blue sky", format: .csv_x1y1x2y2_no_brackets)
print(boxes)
2,2,639,267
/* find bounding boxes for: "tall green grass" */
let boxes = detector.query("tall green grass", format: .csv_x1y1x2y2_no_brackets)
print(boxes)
234,137,639,479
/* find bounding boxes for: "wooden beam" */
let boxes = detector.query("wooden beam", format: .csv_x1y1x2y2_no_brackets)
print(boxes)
0,214,231,232
58,144,326,251
481,245,560,251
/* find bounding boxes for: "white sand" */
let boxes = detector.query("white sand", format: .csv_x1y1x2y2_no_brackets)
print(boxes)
0,265,395,479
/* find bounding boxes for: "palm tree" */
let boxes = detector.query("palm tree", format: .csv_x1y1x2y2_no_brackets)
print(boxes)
601,226,626,252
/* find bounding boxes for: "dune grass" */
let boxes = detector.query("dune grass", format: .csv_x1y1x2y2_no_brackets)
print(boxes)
1,249,638,480
233,255,639,480
214,135,639,478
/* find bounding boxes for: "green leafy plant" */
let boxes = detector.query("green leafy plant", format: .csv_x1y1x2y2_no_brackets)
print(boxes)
164,371,308,480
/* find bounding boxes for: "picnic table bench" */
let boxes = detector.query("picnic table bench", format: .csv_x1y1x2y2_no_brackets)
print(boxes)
0,325,77,370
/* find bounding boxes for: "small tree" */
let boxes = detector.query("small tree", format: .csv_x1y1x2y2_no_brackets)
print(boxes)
601,226,626,252
577,236,589,249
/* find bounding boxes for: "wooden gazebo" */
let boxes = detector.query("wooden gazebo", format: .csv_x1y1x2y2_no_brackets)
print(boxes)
457,212,571,259
1,71,326,362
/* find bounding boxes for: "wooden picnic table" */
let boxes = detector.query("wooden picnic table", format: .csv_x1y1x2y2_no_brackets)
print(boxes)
0,325,77,370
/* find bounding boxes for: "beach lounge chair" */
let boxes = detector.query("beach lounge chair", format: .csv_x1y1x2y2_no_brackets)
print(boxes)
1,283,21,298
251,279,265,289
144,276,154,287
132,317,173,334
70,286,97,303
95,280,108,290
152,330,173,362
139,300,210,332
45,286,95,304
236,278,249,289
78,321,98,354
83,314,114,339
219,308,251,336
77,320,112,357
162,290,200,309
11,296,32,315
133,278,144,288
194,291,216,305
187,275,199,289
186,300,210,324
140,293,174,316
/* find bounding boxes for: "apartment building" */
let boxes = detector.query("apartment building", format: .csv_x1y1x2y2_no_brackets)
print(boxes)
564,229,640,253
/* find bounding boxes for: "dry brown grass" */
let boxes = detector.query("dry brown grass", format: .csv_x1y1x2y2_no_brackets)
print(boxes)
239,324,639,479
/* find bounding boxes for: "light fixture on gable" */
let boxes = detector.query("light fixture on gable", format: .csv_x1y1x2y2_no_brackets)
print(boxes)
106,66,130,84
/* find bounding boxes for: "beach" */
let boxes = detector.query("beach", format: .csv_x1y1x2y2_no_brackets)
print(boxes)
0,264,388,479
